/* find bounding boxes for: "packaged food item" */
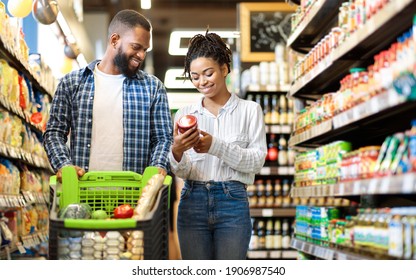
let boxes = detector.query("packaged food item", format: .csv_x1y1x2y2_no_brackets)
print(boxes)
177,115,198,134
133,174,164,220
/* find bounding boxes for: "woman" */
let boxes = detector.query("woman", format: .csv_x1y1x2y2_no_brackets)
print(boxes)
169,30,267,260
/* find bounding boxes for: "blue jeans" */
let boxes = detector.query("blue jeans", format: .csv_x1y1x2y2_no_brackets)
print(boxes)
177,180,252,260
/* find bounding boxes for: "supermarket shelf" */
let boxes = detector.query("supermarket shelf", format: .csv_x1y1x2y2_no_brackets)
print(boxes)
291,238,374,260
289,0,416,98
244,84,291,93
288,90,416,148
0,35,54,98
0,97,44,134
265,125,292,134
0,245,16,260
0,142,52,172
259,166,295,176
288,119,332,147
287,0,343,53
0,194,26,209
250,207,296,218
291,172,416,198
247,249,297,259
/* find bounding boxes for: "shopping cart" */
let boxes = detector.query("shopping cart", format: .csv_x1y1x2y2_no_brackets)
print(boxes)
48,166,172,260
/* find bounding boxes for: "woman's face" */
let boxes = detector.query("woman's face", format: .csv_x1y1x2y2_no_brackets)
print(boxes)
189,57,228,98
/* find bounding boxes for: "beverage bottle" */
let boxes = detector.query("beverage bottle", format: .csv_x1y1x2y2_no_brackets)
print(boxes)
273,219,282,249
263,94,272,125
282,179,291,207
257,220,266,249
279,94,287,125
273,179,283,207
265,219,274,249
256,180,266,208
249,219,259,250
267,134,278,163
282,219,291,249
270,94,280,125
265,179,274,208
278,134,288,166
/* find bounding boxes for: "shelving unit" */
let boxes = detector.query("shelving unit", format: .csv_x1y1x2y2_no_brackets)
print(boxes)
243,85,298,260
290,238,377,260
287,0,416,260
289,0,416,99
287,0,343,53
0,19,54,260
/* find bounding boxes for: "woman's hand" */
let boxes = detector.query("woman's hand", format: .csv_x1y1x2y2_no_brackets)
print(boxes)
171,122,200,162
193,130,212,153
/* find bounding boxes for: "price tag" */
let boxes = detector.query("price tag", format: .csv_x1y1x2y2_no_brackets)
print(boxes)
324,249,334,260
368,178,378,194
402,173,415,194
16,242,26,254
249,84,260,92
260,167,271,175
261,208,274,217
370,97,379,113
337,252,348,260
278,166,289,175
380,177,390,193
270,251,282,259
338,183,345,195
281,125,291,134
353,181,361,194
270,125,281,134
266,84,278,91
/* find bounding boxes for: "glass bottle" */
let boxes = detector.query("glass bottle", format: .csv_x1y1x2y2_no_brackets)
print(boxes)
257,220,266,249
247,183,257,208
265,219,274,249
249,219,259,250
273,219,282,249
282,179,291,207
282,219,291,249
273,179,283,207
263,94,272,124
267,134,278,163
270,94,280,125
265,179,274,208
256,180,266,208
279,94,287,125
278,134,288,166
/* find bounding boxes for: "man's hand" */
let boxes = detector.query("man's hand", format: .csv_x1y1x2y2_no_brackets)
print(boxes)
157,167,167,177
56,165,85,183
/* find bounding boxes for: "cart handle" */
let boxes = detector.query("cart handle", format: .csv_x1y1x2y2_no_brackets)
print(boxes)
63,218,137,229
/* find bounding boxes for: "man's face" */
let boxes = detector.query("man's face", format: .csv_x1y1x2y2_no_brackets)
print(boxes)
113,26,151,77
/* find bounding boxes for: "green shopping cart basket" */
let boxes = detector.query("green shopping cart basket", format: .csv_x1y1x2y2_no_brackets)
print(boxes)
48,166,172,260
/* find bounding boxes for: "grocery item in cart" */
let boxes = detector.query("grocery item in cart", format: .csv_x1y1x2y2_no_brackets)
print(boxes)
133,174,164,220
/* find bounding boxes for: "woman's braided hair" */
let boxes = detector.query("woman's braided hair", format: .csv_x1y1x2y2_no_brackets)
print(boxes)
184,29,232,81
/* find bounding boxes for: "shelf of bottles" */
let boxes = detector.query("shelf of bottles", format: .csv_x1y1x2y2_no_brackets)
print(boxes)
247,217,297,259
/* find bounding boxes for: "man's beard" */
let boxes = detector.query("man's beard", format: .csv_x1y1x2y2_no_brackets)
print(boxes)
113,47,140,77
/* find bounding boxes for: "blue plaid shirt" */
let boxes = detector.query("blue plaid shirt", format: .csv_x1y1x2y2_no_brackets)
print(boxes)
43,60,173,174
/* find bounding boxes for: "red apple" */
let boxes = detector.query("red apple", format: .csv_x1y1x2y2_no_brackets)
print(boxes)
177,115,198,134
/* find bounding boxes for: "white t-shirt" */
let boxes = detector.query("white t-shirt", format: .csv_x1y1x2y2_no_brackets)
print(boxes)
89,64,125,171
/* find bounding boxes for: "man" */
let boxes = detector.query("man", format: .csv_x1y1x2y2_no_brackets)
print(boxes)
43,9,173,181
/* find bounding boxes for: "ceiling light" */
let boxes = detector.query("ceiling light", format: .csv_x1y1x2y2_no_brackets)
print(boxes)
141,0,151,9
168,30,240,56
